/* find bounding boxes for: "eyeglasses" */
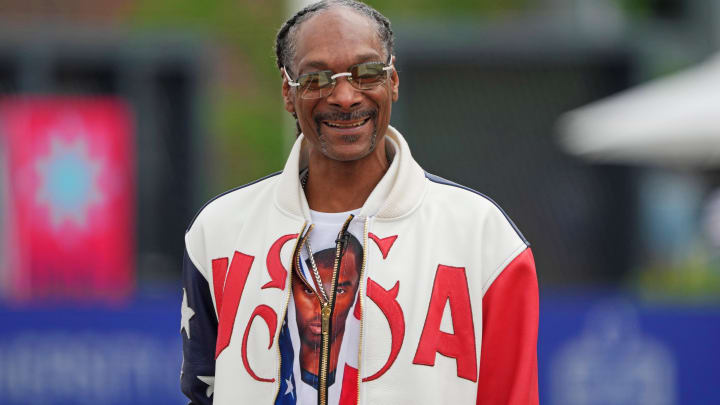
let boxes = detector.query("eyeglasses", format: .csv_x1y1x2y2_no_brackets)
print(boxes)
284,60,394,99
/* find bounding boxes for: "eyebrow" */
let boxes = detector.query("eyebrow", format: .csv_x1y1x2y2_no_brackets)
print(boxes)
337,281,355,287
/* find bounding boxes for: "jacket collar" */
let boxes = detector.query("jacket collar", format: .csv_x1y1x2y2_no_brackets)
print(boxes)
274,125,426,220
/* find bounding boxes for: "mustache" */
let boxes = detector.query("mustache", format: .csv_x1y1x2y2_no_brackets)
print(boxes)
314,109,376,123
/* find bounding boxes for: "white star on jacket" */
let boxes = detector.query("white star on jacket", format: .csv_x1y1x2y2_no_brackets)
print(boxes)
181,288,195,339
197,375,215,397
285,377,294,398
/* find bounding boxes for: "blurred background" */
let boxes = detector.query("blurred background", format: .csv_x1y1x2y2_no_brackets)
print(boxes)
1,0,719,403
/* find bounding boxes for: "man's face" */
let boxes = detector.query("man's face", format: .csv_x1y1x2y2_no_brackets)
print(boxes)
282,7,399,162
292,247,361,347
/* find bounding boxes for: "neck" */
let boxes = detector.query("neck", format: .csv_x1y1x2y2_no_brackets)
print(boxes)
304,141,390,213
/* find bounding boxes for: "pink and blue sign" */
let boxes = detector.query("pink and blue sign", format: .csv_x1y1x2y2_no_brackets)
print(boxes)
0,97,135,303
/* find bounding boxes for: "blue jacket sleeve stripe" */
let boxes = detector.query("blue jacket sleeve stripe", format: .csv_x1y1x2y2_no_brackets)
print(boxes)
181,248,218,405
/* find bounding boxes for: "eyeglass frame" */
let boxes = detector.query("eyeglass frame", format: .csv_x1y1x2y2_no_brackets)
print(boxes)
283,56,395,99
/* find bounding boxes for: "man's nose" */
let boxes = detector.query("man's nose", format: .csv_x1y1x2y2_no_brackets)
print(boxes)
326,76,363,110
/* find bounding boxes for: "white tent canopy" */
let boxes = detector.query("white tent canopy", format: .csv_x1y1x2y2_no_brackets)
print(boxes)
557,53,720,168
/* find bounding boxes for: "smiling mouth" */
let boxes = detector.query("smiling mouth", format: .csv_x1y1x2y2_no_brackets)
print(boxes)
322,117,371,129
315,109,376,132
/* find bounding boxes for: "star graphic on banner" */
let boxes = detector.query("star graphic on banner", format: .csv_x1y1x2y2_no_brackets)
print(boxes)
181,288,195,339
285,377,294,398
35,135,104,228
197,375,215,398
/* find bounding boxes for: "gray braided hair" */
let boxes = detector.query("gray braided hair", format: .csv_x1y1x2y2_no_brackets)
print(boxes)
275,0,394,77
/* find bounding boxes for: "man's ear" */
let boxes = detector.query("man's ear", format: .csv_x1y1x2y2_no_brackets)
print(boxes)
282,68,296,114
390,55,399,102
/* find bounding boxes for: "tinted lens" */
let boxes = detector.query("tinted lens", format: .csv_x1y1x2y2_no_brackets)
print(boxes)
297,71,335,99
349,62,387,89
298,71,334,91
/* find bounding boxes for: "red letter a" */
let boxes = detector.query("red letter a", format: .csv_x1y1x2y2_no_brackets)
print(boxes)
413,265,477,382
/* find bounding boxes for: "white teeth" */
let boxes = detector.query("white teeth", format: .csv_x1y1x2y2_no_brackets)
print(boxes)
325,118,368,128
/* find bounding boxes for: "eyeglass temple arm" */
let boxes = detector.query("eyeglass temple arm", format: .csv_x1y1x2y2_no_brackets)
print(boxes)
383,53,395,71
283,67,300,87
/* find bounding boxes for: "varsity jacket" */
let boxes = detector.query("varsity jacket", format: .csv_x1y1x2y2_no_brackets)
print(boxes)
181,126,539,404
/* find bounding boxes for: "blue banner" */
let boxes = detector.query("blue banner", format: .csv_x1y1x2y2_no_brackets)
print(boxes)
0,295,184,405
539,292,720,405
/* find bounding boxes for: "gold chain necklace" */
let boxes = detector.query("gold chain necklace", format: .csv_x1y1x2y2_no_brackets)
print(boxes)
304,237,329,303
300,169,329,301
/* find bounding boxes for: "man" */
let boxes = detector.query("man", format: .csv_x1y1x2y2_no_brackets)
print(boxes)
181,1,539,404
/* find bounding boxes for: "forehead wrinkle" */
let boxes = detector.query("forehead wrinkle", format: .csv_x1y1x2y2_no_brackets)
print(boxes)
295,39,383,72
291,6,384,72
299,53,385,74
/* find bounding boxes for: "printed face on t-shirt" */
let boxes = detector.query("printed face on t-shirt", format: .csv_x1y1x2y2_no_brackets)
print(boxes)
292,234,362,368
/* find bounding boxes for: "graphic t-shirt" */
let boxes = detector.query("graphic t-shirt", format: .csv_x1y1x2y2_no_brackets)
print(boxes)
276,209,363,405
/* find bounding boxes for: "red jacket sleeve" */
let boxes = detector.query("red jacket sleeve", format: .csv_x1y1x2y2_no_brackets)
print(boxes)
476,248,539,405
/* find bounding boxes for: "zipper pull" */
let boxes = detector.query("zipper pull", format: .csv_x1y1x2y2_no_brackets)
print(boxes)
321,303,331,336
336,229,351,257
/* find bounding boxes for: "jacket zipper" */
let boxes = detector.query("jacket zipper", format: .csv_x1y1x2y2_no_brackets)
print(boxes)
271,223,307,404
318,214,354,405
288,216,354,405
356,217,369,405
